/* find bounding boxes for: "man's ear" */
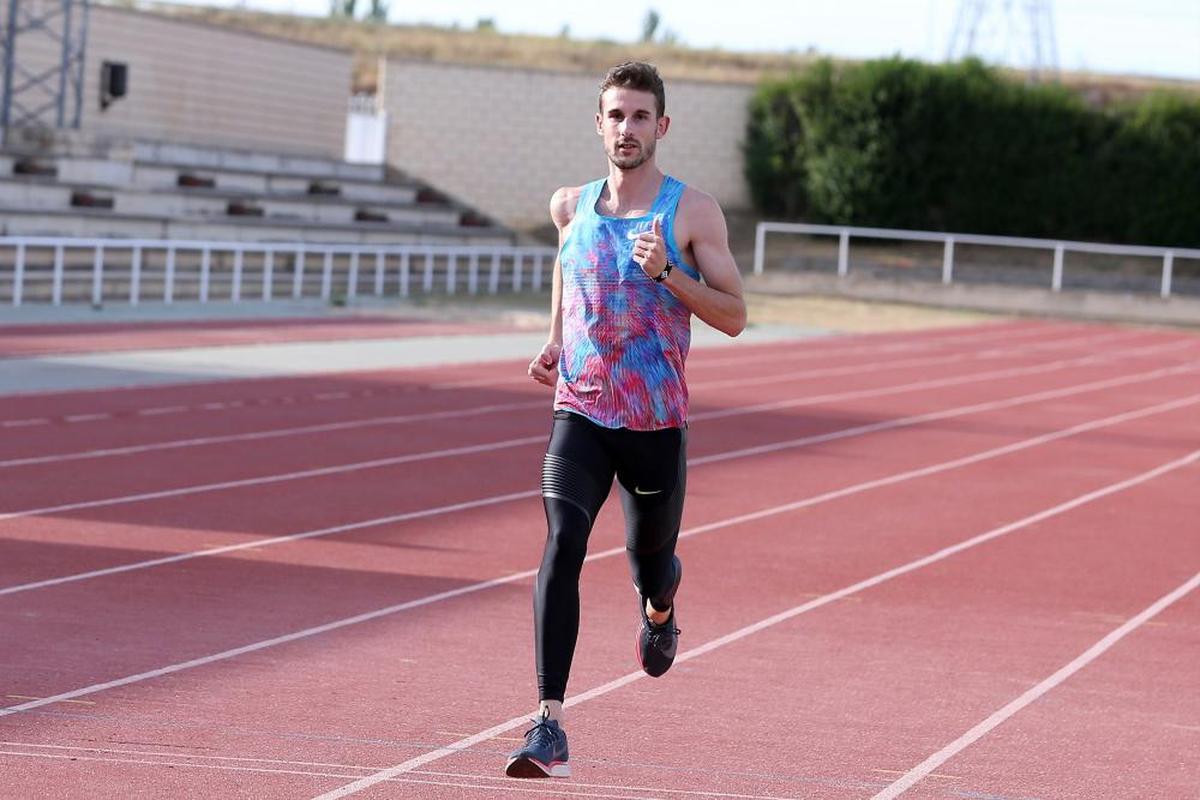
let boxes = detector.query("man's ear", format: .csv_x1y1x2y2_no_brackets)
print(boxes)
656,115,671,139
596,112,604,136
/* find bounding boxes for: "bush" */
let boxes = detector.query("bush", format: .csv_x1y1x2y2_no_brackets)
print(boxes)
745,58,1200,248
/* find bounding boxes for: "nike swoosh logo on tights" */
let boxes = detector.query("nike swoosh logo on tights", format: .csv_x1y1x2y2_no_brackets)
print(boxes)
634,487,663,495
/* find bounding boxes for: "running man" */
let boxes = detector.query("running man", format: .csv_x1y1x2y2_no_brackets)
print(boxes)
505,61,747,779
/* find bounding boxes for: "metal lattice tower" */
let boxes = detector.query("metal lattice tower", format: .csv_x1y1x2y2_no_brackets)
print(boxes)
0,0,90,145
947,0,1059,82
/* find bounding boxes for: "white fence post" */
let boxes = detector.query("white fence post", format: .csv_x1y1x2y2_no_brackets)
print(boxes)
12,242,24,306
1161,252,1174,299
262,249,274,301
129,246,141,305
292,249,306,299
942,238,955,285
374,251,385,296
348,251,360,299
321,251,333,300
399,251,410,297
837,230,850,277
51,245,64,306
512,252,524,291
232,248,244,301
1051,245,1064,292
423,250,434,293
91,246,104,306
199,248,211,303
467,252,479,295
488,253,501,295
164,246,176,304
753,222,766,276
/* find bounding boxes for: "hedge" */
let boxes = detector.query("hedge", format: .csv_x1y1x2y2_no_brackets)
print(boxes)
744,58,1200,248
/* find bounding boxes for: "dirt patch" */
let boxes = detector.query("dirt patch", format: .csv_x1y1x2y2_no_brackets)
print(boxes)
745,292,1005,333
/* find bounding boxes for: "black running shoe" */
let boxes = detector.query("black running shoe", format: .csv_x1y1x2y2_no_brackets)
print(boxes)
505,716,570,778
637,556,682,677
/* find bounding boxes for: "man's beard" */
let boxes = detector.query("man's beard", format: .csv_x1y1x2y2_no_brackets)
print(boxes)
608,137,655,170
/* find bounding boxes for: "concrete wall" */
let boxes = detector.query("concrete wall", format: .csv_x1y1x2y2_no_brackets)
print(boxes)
383,59,753,231
12,6,352,157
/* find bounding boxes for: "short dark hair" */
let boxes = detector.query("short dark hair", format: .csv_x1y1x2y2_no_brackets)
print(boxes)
598,62,665,118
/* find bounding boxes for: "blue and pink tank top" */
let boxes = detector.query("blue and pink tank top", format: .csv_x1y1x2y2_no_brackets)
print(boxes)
554,175,700,431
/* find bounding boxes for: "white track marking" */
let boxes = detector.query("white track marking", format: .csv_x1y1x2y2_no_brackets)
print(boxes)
0,750,672,800
1,365,1196,597
426,322,1063,389
0,435,545,524
0,742,806,800
0,329,1127,470
0,322,1074,432
691,338,1196,422
63,413,111,423
137,405,187,416
2,411,1196,735
0,490,540,596
0,400,547,469
1,418,48,428
871,570,1200,800
314,449,1200,799
691,329,1131,393
1,338,1191,523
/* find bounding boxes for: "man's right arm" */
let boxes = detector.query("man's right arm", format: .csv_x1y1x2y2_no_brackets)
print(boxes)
528,186,577,387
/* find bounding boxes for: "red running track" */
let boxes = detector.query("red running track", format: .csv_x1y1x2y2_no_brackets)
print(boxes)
0,318,1196,799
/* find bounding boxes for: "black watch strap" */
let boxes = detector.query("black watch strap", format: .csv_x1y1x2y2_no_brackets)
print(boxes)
653,261,674,283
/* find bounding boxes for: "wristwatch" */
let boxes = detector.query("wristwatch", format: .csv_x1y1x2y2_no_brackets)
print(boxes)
653,260,674,283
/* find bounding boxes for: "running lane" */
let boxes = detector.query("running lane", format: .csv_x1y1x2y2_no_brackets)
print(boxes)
0,327,1195,797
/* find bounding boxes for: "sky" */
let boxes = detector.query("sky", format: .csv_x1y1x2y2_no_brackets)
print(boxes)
173,0,1200,80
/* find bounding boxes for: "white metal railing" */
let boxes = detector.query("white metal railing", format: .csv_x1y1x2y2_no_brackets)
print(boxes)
1,237,557,307
753,222,1200,299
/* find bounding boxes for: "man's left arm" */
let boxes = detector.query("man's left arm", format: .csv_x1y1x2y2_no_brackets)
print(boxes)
636,192,746,337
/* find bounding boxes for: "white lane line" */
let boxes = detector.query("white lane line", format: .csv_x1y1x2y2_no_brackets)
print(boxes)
691,338,1196,423
871,570,1200,800
1,364,1195,597
3,412,1196,734
0,490,539,596
0,321,1055,431
314,448,1200,799
1,338,1189,521
692,329,1132,393
137,406,187,416
0,750,675,800
0,435,545,525
0,742,805,800
1,418,48,428
0,400,547,469
424,321,1070,391
0,329,1124,471
64,413,111,423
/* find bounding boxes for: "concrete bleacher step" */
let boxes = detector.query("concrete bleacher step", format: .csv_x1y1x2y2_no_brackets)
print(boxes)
56,157,420,205
0,175,465,228
131,140,385,183
0,136,513,248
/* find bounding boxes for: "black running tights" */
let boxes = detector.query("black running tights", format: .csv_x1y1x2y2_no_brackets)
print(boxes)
535,410,687,703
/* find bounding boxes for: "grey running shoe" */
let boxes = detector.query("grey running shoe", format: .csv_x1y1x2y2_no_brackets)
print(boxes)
505,716,570,778
637,556,682,677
